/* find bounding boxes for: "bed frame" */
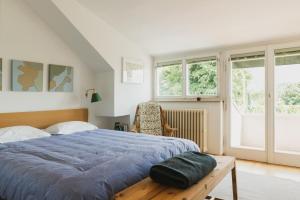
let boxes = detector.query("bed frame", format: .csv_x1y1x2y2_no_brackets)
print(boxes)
0,108,237,200
0,108,88,128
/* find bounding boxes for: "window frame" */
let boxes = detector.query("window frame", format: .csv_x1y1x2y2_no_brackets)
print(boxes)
154,53,222,102
155,60,184,98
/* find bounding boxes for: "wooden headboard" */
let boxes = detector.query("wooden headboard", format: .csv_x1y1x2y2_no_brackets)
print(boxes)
0,108,88,129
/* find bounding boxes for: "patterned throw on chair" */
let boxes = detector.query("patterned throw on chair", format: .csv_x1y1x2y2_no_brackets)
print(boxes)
139,102,162,135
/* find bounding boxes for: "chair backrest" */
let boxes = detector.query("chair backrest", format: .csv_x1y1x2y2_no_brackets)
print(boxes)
134,102,163,135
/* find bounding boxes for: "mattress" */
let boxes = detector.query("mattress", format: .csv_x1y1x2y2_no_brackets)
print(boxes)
0,129,199,200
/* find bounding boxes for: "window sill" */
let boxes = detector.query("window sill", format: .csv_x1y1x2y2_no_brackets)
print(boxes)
154,97,223,103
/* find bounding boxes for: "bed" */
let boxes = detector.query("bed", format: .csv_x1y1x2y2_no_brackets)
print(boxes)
0,108,199,200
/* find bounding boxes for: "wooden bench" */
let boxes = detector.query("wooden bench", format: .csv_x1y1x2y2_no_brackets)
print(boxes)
115,156,237,200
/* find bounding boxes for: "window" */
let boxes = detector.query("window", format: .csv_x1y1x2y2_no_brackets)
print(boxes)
187,57,217,96
275,47,300,114
155,56,219,99
230,51,266,149
156,61,183,96
274,47,300,153
231,52,265,114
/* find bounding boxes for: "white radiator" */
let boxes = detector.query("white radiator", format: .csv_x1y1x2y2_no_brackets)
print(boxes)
164,109,208,152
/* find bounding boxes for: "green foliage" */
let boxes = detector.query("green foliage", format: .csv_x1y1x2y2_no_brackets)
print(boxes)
232,68,265,113
276,83,300,113
188,61,217,95
158,64,183,96
280,83,300,105
247,91,265,113
158,61,218,96
232,68,252,111
233,68,300,114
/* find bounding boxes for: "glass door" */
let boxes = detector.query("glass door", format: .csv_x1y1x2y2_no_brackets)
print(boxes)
226,46,300,167
272,47,300,167
226,50,267,161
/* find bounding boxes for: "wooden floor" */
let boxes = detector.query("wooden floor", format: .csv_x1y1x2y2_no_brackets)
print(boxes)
236,159,300,182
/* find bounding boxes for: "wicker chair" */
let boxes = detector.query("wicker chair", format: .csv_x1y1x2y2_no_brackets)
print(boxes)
131,102,176,136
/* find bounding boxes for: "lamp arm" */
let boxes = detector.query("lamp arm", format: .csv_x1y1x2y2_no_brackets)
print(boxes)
85,88,95,98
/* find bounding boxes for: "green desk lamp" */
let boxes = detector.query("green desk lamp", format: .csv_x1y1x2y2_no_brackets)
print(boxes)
85,89,101,103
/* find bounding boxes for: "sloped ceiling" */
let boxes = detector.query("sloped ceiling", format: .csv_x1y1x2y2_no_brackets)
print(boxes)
76,0,300,55
26,0,112,72
26,0,152,117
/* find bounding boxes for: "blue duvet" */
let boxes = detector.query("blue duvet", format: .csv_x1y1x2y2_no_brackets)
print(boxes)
0,129,199,200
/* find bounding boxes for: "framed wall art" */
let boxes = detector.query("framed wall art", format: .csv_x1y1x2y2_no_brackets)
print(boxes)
11,60,43,92
122,58,143,84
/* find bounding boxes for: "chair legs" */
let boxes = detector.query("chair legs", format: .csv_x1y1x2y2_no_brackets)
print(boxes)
205,196,224,200
231,166,238,200
206,165,238,200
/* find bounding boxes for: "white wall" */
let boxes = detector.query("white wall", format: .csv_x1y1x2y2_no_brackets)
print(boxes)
48,0,152,120
114,59,152,122
0,0,98,124
26,0,153,122
95,71,115,117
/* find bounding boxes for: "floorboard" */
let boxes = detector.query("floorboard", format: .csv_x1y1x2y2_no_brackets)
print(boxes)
236,159,300,182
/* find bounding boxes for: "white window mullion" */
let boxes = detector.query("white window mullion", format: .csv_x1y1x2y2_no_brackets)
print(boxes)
182,59,187,98
266,46,274,164
216,55,221,99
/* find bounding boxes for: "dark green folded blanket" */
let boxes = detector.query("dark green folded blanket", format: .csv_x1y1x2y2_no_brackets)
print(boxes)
149,151,217,189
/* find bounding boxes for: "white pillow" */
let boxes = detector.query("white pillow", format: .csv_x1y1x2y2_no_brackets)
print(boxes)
0,126,51,143
45,121,98,135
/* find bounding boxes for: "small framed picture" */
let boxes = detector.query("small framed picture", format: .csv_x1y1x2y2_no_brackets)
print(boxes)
11,60,43,92
48,64,73,92
122,58,143,84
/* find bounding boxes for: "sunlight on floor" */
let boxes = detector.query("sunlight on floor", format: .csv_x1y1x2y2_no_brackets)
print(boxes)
237,160,300,182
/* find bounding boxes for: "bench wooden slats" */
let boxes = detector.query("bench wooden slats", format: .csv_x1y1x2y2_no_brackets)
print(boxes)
115,156,237,200
115,178,168,200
